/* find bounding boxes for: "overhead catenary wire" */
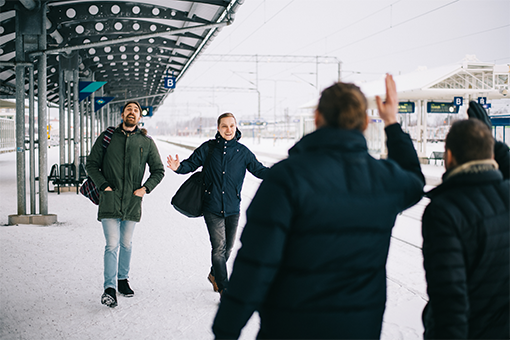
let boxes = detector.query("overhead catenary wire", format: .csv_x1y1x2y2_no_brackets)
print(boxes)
226,0,296,53
291,0,403,55
347,24,510,67
325,0,461,54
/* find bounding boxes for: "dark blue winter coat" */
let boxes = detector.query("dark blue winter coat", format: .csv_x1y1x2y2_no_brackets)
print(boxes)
213,124,425,339
422,143,510,339
176,129,268,217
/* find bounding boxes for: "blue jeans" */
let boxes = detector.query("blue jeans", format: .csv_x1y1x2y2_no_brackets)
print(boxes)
102,218,137,290
203,212,240,292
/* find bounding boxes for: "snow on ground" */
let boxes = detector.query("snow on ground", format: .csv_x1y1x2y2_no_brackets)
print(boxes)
0,135,445,340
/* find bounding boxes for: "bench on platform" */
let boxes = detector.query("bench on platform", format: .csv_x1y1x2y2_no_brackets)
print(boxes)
47,164,59,192
428,151,444,165
48,162,87,194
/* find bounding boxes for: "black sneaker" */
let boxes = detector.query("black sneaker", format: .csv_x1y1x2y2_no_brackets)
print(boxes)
118,279,134,297
101,288,117,308
208,272,219,292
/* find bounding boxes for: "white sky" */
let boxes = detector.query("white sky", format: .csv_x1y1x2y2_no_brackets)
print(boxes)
150,0,509,126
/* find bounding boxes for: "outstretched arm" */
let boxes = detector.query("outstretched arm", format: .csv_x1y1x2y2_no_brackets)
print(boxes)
166,154,180,171
467,101,510,179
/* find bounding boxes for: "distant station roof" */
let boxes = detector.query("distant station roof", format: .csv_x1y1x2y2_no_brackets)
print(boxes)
361,59,509,109
0,0,244,113
300,59,509,111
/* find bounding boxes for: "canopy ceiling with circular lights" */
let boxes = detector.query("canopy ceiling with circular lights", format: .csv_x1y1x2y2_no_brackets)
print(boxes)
0,0,244,113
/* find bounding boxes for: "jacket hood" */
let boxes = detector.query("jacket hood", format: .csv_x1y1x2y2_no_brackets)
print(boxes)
215,128,242,143
289,127,367,156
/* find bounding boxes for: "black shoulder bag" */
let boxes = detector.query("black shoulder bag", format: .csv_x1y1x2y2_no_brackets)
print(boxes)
79,126,115,205
171,140,215,218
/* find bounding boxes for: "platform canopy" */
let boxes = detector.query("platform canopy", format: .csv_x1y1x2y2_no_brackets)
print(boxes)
361,60,510,110
0,0,244,113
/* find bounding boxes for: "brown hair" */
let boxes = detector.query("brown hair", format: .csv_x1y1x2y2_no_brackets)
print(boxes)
445,119,494,165
317,82,368,131
122,101,142,114
217,112,236,127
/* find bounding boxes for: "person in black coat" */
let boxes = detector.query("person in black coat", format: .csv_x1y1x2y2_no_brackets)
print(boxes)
421,112,510,338
167,113,268,295
212,74,425,339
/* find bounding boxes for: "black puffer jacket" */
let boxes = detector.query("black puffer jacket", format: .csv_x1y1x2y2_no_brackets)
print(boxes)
176,129,268,217
213,124,425,339
422,154,510,339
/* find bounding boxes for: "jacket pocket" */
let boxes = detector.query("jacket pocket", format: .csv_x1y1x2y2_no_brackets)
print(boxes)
125,194,143,219
99,190,117,215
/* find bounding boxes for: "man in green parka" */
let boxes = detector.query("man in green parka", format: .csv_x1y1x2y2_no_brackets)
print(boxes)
86,101,165,308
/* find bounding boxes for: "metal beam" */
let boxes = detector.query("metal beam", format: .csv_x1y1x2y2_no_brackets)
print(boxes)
30,21,231,57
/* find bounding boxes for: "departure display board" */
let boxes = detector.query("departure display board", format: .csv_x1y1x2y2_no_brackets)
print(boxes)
398,102,415,113
427,102,459,113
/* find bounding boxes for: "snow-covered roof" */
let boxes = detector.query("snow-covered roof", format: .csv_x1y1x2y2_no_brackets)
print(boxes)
361,61,509,109
301,60,510,110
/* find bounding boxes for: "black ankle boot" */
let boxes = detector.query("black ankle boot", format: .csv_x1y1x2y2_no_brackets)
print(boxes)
101,287,117,308
118,279,134,297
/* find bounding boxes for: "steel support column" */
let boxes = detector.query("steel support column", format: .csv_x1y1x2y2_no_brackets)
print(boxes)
58,69,65,164
15,64,26,216
37,3,48,215
73,69,79,178
37,51,48,214
66,80,72,162
28,65,35,214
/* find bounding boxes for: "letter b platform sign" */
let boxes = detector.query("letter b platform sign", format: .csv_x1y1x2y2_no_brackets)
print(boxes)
164,77,176,89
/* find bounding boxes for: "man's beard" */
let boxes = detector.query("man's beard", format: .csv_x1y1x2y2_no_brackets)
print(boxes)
124,116,137,127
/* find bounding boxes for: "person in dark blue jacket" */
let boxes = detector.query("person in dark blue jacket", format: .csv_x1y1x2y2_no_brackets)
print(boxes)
212,74,425,339
167,113,268,295
421,115,509,339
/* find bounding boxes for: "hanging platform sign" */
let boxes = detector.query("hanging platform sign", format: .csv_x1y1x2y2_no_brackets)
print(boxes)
164,77,176,89
79,81,107,101
94,97,115,111
453,97,463,106
427,102,459,113
398,102,415,113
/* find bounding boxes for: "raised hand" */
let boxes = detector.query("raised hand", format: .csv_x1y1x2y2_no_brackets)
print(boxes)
375,74,398,127
467,101,492,128
166,154,180,171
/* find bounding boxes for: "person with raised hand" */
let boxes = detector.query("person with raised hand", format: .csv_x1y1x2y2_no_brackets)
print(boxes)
421,111,509,339
212,74,425,339
167,113,268,296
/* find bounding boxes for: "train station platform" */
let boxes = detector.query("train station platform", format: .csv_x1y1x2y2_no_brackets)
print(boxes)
0,136,445,340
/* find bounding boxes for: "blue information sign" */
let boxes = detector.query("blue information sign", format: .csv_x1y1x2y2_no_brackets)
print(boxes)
453,97,463,106
478,97,487,105
164,77,176,89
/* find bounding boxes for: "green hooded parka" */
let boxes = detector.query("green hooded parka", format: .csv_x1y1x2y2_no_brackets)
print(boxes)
86,126,165,222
